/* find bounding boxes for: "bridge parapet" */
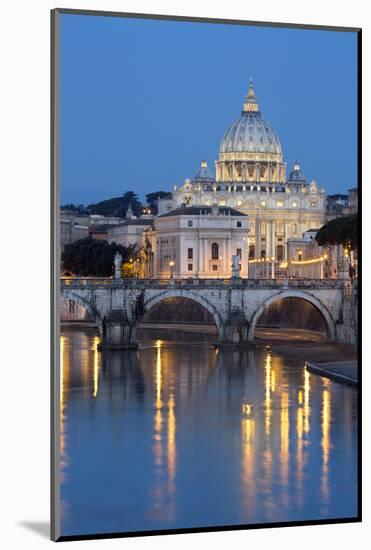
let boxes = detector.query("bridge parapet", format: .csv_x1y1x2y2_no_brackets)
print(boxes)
61,277,345,291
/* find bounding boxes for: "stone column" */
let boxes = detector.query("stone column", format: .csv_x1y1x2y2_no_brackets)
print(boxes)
266,220,271,260
203,238,208,275
227,237,232,276
196,236,200,277
255,217,261,258
283,221,287,260
222,240,227,275
242,162,247,182
200,238,204,276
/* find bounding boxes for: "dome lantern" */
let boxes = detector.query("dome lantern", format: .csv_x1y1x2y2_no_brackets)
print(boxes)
243,79,259,113
193,159,215,182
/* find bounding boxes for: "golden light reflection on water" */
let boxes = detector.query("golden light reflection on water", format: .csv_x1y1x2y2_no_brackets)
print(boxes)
60,335,66,459
155,340,162,404
167,394,176,486
241,397,256,515
58,329,354,531
321,387,331,506
280,391,290,503
60,335,70,484
304,368,311,433
92,336,100,399
264,353,273,435
154,340,163,463
150,339,177,522
296,403,304,507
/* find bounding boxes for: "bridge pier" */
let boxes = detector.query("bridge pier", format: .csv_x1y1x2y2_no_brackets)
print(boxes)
98,310,138,351
216,310,253,349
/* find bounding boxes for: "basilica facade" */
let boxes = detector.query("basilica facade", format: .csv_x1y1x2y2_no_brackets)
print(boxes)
155,82,326,276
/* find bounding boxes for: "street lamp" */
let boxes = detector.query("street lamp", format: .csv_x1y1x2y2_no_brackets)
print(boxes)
169,260,175,279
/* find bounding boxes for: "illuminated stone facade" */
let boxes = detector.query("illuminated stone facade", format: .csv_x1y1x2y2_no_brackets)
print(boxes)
158,82,326,266
145,205,248,279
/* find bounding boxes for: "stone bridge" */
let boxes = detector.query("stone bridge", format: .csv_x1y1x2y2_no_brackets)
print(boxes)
60,277,357,349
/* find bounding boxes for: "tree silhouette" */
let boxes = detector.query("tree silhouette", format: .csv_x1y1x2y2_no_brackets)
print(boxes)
316,213,357,250
62,236,138,277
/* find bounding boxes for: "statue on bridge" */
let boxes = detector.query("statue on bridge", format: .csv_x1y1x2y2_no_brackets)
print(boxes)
231,255,241,279
114,252,123,280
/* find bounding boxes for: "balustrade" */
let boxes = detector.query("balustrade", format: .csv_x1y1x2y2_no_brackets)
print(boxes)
61,276,344,291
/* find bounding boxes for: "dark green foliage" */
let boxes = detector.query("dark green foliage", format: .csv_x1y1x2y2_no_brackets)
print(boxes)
87,191,143,217
315,213,358,250
61,203,89,214
145,191,171,215
62,236,138,277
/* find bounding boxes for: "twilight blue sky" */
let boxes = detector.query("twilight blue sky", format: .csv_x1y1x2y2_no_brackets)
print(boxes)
60,14,358,205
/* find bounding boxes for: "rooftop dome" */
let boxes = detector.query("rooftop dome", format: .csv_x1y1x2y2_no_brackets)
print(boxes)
219,81,282,157
287,161,307,183
194,160,214,181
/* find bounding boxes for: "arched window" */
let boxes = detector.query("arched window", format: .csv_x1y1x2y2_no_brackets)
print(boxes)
211,242,219,260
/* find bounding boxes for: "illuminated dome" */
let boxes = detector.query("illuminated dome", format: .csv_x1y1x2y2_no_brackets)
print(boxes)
219,81,282,157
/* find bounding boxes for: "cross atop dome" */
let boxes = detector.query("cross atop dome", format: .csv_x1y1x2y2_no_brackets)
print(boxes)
248,78,254,96
243,78,259,113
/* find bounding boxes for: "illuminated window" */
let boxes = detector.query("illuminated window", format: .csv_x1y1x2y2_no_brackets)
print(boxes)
261,200,266,207
292,201,298,208
276,199,284,207
311,201,317,208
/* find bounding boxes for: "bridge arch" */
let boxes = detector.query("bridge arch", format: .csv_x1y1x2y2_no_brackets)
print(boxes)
61,290,104,335
142,290,224,339
248,290,336,342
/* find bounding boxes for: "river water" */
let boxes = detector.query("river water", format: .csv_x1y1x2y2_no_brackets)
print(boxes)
59,326,358,537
